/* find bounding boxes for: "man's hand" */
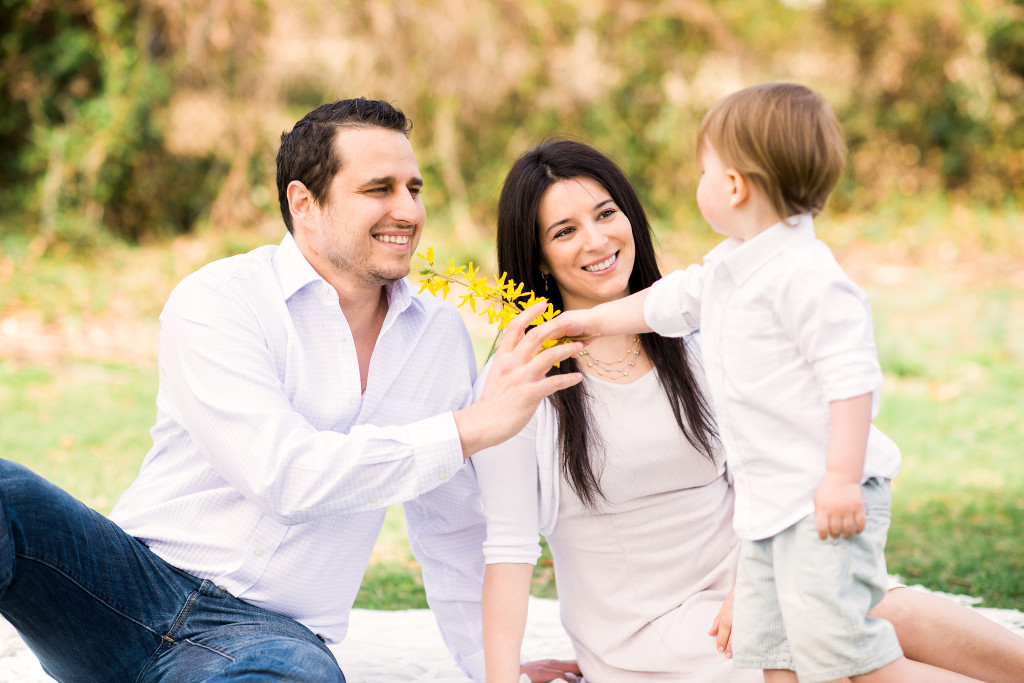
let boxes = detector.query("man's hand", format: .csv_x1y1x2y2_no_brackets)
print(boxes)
707,588,734,657
520,659,582,682
814,472,865,540
455,303,583,458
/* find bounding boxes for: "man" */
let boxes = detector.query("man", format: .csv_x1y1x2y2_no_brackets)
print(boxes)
0,98,582,681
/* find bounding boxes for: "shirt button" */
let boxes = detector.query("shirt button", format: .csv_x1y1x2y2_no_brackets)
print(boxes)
347,396,355,404
438,472,448,481
254,549,264,557
369,496,378,504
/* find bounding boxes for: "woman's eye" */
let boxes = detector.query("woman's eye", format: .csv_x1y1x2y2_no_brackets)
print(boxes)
554,227,574,239
598,208,617,220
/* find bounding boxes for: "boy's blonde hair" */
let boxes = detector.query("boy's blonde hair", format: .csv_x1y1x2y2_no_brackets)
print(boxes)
697,82,846,220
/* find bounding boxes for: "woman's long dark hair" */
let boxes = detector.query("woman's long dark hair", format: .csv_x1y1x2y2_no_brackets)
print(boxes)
496,138,719,508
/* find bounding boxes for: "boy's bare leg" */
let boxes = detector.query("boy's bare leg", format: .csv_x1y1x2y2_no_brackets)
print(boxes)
763,670,798,682
872,586,1024,683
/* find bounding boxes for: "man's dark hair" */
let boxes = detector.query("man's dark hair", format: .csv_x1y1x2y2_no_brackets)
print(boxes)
276,98,412,232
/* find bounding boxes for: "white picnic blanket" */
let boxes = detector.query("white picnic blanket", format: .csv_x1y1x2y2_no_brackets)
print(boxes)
2,586,1022,682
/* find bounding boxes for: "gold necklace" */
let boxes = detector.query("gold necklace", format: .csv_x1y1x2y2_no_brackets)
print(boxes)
578,336,641,380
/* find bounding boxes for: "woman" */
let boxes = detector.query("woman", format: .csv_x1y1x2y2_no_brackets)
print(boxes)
472,139,1024,682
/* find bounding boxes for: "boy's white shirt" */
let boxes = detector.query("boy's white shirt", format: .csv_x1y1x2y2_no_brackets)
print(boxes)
644,213,900,541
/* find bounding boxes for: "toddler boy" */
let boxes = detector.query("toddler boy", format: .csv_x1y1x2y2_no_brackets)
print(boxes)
558,82,910,682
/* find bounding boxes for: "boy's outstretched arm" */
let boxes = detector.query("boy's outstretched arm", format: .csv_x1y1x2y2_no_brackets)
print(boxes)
814,392,873,539
551,288,654,340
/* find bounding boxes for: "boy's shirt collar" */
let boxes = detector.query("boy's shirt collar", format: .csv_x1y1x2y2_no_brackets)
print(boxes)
703,213,815,285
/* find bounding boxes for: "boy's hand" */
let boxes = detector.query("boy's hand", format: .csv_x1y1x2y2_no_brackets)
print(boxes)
544,308,600,341
814,472,865,540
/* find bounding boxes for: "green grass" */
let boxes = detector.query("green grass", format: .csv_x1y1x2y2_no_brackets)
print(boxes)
870,281,1024,608
0,360,156,513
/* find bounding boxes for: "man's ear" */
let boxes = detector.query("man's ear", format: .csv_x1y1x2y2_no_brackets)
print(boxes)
287,180,316,231
726,169,749,209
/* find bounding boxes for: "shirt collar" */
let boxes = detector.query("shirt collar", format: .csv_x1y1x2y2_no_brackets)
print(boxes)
709,213,815,285
274,231,323,301
273,231,415,315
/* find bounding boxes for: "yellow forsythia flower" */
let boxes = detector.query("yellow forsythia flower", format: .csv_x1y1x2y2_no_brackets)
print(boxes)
416,248,576,365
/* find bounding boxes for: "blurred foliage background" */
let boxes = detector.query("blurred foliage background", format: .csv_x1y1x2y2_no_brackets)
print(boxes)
2,0,1023,258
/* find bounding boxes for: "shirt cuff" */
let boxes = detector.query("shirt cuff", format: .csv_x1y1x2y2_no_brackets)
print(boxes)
483,540,542,565
409,411,469,477
811,348,884,404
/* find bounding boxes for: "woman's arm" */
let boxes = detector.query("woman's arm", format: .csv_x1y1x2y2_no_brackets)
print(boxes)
483,563,534,683
872,586,1024,683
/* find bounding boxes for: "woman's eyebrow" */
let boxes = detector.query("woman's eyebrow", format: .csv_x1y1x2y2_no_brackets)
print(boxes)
544,199,614,235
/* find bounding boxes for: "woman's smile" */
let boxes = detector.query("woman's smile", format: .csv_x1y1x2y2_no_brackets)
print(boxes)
582,252,618,272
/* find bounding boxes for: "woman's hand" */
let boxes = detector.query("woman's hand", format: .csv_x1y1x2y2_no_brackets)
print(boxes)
708,588,735,658
520,659,582,682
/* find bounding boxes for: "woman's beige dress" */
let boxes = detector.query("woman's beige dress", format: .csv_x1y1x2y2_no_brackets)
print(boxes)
546,370,759,682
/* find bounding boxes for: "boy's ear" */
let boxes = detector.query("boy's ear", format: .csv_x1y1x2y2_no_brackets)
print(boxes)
727,169,748,208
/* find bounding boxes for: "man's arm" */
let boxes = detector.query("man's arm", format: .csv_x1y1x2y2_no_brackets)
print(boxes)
159,286,579,525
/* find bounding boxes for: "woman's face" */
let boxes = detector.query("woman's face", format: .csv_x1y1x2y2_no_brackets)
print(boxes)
537,176,635,311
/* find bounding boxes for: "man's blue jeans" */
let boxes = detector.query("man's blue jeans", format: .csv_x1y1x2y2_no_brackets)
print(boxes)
0,459,346,682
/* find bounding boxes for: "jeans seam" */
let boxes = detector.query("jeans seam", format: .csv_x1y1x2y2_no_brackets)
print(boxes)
135,587,234,681
182,637,237,661
14,552,168,640
165,588,200,641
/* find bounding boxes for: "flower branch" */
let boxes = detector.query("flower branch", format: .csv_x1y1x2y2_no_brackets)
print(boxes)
415,246,582,351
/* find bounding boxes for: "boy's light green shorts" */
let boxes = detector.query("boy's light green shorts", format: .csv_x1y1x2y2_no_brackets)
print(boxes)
731,478,904,683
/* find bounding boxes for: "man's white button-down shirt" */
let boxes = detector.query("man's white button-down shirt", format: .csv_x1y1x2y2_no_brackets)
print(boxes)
110,233,486,679
645,215,900,541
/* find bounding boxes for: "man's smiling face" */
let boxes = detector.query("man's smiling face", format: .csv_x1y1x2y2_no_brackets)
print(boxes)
309,126,426,289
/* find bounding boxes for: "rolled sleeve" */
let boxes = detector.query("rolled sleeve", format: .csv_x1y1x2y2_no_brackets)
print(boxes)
644,264,705,337
779,261,884,405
